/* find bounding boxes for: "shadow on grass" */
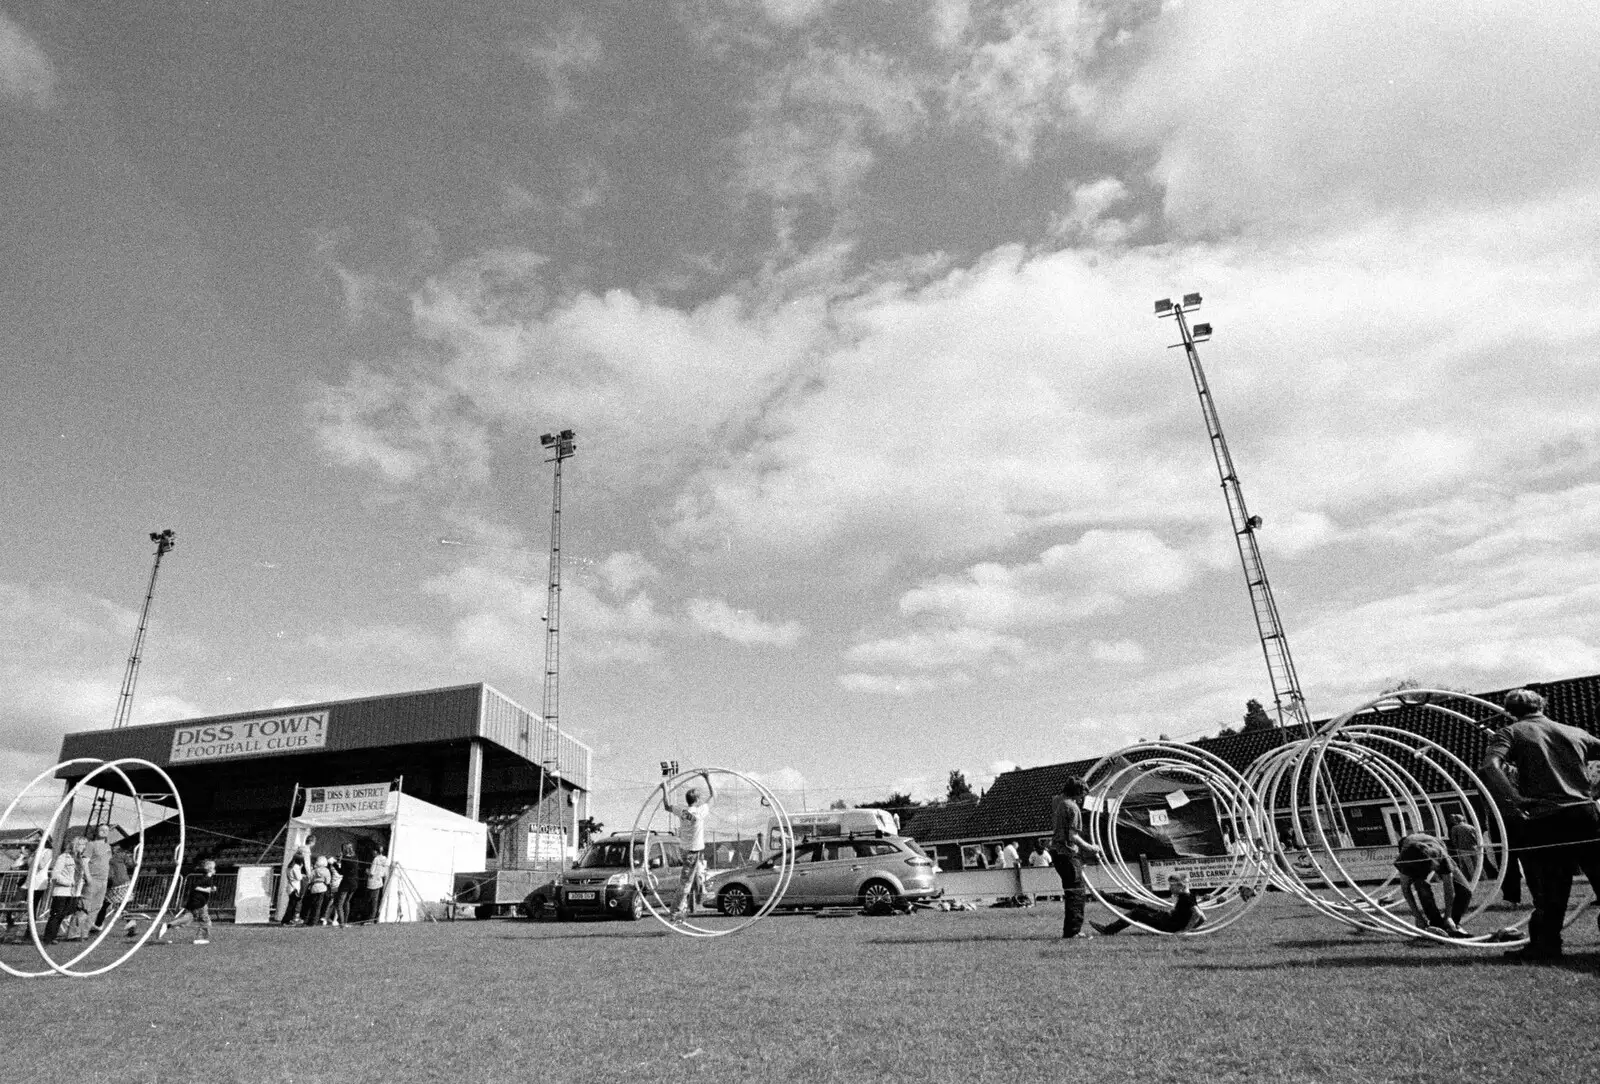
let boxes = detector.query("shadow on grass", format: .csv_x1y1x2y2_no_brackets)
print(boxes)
864,933,1059,945
1181,951,1600,973
496,930,672,941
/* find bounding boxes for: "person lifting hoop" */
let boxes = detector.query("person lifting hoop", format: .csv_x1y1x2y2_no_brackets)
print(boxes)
663,772,716,920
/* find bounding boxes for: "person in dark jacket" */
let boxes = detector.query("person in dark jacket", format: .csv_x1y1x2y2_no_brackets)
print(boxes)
1481,688,1600,961
1092,872,1207,935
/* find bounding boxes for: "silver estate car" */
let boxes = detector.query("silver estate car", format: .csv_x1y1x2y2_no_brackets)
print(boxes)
711,835,942,916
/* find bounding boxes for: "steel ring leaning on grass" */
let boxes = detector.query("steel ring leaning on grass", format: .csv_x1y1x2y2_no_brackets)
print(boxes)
629,768,795,938
1083,741,1269,936
0,757,186,979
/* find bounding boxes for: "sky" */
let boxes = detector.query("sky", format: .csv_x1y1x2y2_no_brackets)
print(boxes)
4,0,1600,833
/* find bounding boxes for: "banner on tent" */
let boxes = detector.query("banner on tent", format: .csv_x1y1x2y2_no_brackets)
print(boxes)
303,782,399,816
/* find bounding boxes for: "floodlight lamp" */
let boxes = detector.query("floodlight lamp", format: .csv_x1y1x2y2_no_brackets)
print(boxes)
1193,323,1212,338
559,429,574,440
540,433,555,446
1182,292,1202,307
1247,514,1263,530
1154,298,1174,314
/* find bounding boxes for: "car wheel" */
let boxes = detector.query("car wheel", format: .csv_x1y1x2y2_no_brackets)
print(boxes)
523,894,549,921
623,892,644,921
859,880,898,915
718,885,755,917
474,903,495,920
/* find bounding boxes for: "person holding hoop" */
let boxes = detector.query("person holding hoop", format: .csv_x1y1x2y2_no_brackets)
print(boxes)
664,773,716,920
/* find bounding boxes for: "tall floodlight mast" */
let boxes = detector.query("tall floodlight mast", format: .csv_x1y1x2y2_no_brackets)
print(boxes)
93,529,177,827
113,530,177,730
1155,295,1312,735
536,429,576,869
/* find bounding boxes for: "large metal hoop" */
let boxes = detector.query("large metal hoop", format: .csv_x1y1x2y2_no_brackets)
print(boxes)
628,768,795,938
1,758,185,979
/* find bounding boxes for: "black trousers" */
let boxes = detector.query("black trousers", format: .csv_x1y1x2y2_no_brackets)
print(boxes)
1522,803,1600,954
41,896,76,943
1050,850,1085,937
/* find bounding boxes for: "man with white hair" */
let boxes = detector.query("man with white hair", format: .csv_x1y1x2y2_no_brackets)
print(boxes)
1481,687,1600,961
663,772,716,920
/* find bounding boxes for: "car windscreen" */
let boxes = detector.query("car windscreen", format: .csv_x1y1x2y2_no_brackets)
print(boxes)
575,842,640,869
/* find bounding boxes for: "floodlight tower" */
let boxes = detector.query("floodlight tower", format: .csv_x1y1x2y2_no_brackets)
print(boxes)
1155,295,1312,735
112,530,178,730
535,429,576,867
92,529,177,827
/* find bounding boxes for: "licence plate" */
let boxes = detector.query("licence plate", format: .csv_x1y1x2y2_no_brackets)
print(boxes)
567,891,598,901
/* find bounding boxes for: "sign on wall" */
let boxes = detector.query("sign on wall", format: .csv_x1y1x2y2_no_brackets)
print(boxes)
303,783,398,816
168,711,330,763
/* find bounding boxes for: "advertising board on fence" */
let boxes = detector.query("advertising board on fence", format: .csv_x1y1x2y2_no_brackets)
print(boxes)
1146,845,1402,889
302,782,398,817
169,711,329,763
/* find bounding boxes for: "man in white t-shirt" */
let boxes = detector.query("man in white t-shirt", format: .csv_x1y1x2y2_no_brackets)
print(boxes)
663,773,716,919
997,841,1021,869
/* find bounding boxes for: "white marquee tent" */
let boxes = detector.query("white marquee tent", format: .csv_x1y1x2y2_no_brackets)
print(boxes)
278,792,486,922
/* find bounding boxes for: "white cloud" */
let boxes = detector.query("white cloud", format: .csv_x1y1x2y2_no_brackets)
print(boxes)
1100,0,1600,236
685,598,804,646
1089,638,1146,665
516,20,604,120
943,0,1101,160
0,12,56,111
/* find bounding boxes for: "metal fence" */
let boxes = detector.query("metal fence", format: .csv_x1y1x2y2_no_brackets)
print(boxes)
0,869,241,922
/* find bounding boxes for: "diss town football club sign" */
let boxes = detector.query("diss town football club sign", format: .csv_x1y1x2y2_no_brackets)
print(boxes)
168,711,329,763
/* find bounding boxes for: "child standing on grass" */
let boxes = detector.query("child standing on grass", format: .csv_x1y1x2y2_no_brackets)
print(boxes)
303,855,333,925
159,859,217,945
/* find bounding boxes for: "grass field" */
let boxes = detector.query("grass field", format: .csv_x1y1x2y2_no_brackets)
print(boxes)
3,894,1597,1084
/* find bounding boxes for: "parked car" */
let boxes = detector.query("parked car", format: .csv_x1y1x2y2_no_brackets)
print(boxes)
528,833,684,921
710,835,942,916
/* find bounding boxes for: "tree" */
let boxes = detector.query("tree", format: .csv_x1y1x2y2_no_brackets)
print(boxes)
1242,699,1275,731
577,817,604,845
828,798,848,810
947,770,976,803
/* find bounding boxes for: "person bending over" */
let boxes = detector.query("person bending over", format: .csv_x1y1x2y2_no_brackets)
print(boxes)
664,772,716,919
1092,872,1207,935
1394,832,1470,937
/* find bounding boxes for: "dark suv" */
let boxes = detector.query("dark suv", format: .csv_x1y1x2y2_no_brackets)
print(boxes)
548,834,684,921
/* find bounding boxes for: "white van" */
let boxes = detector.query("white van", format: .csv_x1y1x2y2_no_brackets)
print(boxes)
766,808,900,851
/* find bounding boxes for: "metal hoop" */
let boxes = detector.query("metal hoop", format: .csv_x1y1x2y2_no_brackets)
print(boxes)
628,768,794,938
1,758,185,979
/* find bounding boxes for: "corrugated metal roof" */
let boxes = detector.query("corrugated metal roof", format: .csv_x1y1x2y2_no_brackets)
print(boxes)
57,683,592,790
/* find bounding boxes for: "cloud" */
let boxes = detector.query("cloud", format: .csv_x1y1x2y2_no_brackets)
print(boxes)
901,529,1199,629
312,251,826,495
1100,0,1600,236
0,11,56,111
942,0,1102,160
307,363,492,486
515,19,604,121
684,598,804,646
0,583,205,803
734,46,927,206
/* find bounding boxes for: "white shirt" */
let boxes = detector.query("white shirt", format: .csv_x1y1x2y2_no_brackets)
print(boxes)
998,843,1021,868
1027,849,1053,867
677,803,710,851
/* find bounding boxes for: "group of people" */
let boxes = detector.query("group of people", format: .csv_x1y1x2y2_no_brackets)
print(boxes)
23,824,145,945
279,834,391,927
1040,686,1600,958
